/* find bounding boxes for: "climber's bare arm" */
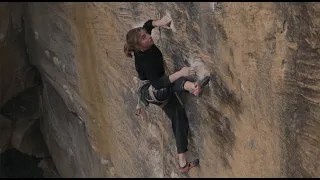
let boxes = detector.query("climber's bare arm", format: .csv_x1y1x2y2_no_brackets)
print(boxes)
152,16,172,28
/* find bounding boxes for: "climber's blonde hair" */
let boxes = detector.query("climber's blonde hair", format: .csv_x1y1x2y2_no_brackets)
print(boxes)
124,27,146,58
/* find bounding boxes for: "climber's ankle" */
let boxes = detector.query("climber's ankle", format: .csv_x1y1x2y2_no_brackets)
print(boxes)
183,81,196,92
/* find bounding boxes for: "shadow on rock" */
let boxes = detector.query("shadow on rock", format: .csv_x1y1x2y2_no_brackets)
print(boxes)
206,104,235,169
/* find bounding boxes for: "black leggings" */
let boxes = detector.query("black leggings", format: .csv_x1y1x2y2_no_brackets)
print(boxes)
161,77,190,154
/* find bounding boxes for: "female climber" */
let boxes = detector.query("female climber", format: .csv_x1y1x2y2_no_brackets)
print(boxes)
123,15,210,173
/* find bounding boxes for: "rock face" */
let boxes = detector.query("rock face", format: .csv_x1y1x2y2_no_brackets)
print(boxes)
11,118,50,158
37,158,60,178
0,115,12,153
0,3,40,108
1,2,319,178
0,148,44,178
0,3,56,178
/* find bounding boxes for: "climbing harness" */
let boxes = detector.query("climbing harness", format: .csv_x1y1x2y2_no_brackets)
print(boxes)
135,80,170,116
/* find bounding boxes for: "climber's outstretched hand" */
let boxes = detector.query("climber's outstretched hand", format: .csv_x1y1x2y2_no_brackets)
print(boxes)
179,67,196,77
158,15,172,29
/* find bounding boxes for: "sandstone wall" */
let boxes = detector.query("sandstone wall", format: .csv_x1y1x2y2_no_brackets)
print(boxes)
5,2,319,178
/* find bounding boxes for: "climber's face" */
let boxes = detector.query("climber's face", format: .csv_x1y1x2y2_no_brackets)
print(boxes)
138,29,153,51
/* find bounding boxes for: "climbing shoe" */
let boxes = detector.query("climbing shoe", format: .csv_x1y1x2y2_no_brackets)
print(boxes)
190,76,210,97
179,159,200,173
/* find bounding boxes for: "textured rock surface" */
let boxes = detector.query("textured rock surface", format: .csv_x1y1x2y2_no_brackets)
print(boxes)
0,3,56,178
0,148,44,178
1,2,319,178
0,3,40,109
38,158,60,178
0,115,12,153
11,118,49,158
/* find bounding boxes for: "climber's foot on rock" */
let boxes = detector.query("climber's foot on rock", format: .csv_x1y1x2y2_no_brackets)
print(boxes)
179,159,200,173
190,76,210,97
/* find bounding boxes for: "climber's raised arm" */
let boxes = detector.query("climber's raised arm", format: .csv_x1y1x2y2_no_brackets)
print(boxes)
143,16,172,34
